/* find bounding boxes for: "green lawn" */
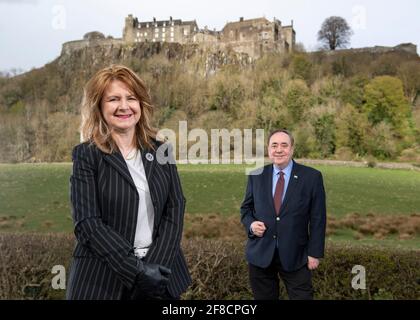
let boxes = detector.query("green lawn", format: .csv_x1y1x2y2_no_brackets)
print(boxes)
179,164,420,217
0,163,419,248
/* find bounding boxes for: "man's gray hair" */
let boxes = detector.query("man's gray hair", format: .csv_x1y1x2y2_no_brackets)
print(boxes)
267,129,294,146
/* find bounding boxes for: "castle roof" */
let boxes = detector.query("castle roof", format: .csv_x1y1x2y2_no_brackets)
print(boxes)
137,19,198,28
197,29,220,36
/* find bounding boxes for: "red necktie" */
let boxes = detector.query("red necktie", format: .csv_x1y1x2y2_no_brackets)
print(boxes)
274,171,285,215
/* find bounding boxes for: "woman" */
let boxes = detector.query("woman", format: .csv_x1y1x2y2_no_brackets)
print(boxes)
66,64,191,300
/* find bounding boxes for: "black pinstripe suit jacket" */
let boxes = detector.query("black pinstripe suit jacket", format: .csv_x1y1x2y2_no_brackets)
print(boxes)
66,140,191,299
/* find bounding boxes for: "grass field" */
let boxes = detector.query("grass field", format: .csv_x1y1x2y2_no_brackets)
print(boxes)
0,163,419,248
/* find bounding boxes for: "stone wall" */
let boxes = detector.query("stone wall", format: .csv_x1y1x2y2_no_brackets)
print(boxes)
61,38,125,56
325,43,418,56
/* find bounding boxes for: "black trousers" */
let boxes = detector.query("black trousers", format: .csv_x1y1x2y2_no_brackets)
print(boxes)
248,250,313,300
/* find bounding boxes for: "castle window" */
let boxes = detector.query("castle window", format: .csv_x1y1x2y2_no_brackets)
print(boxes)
144,32,148,36
171,27,174,31
171,21,174,26
155,33,158,38
152,39,156,42
170,32,174,37
162,28,166,32
137,32,140,37
146,23,149,28
184,29,189,36
163,22,166,27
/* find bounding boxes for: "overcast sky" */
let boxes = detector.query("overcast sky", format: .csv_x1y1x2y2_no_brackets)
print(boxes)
1,0,419,72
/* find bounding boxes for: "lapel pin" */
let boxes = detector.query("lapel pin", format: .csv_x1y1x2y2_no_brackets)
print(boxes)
294,175,298,179
146,153,154,161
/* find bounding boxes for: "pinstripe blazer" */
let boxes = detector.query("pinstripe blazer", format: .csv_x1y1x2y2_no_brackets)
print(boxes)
66,140,191,300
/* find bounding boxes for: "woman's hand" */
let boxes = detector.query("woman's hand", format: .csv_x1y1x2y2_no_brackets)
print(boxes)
130,260,172,299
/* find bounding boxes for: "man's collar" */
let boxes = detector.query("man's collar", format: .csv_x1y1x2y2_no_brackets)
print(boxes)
273,160,293,176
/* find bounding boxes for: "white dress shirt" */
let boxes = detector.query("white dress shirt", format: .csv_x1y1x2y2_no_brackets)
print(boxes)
124,149,154,258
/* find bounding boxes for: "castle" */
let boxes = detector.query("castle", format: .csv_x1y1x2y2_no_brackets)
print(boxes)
62,15,296,59
122,15,295,57
61,14,419,61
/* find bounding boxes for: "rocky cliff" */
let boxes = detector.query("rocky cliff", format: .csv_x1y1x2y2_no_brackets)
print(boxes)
57,41,253,78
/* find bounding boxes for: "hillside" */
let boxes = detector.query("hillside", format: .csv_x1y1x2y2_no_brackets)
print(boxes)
0,41,419,163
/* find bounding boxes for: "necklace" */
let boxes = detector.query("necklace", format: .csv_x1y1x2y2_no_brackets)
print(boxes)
124,147,137,160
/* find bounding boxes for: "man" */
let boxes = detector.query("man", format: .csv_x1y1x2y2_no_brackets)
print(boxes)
240,129,326,300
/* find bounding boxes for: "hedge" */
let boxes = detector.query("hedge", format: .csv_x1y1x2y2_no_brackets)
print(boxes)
0,233,418,300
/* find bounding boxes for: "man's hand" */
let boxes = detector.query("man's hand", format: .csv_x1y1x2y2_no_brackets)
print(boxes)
250,221,266,237
307,256,320,270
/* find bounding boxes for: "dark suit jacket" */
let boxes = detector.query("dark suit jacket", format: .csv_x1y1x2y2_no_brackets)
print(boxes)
66,141,191,300
240,160,326,271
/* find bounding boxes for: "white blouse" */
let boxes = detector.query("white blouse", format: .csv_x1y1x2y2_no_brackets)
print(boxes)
124,149,154,258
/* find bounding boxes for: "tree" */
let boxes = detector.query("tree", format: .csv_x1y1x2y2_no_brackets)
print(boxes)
282,79,312,122
397,61,420,105
364,76,411,130
318,16,353,50
313,114,336,157
291,55,313,83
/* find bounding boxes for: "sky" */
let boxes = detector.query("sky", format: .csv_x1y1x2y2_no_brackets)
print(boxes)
0,0,419,73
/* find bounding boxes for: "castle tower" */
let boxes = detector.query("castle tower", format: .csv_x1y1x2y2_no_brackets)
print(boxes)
281,20,295,53
123,14,136,43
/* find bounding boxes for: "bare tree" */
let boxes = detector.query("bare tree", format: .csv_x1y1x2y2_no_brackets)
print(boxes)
318,16,353,50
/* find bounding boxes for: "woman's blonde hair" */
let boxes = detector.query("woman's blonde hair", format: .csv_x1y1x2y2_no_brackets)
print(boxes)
81,64,157,153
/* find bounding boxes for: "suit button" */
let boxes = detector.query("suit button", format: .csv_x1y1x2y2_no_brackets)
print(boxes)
276,217,280,221
273,235,277,239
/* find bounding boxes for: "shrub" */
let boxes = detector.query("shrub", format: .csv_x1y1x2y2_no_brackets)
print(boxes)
0,233,418,300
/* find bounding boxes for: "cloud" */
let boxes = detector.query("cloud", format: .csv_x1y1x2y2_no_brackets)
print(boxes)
0,0,38,4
